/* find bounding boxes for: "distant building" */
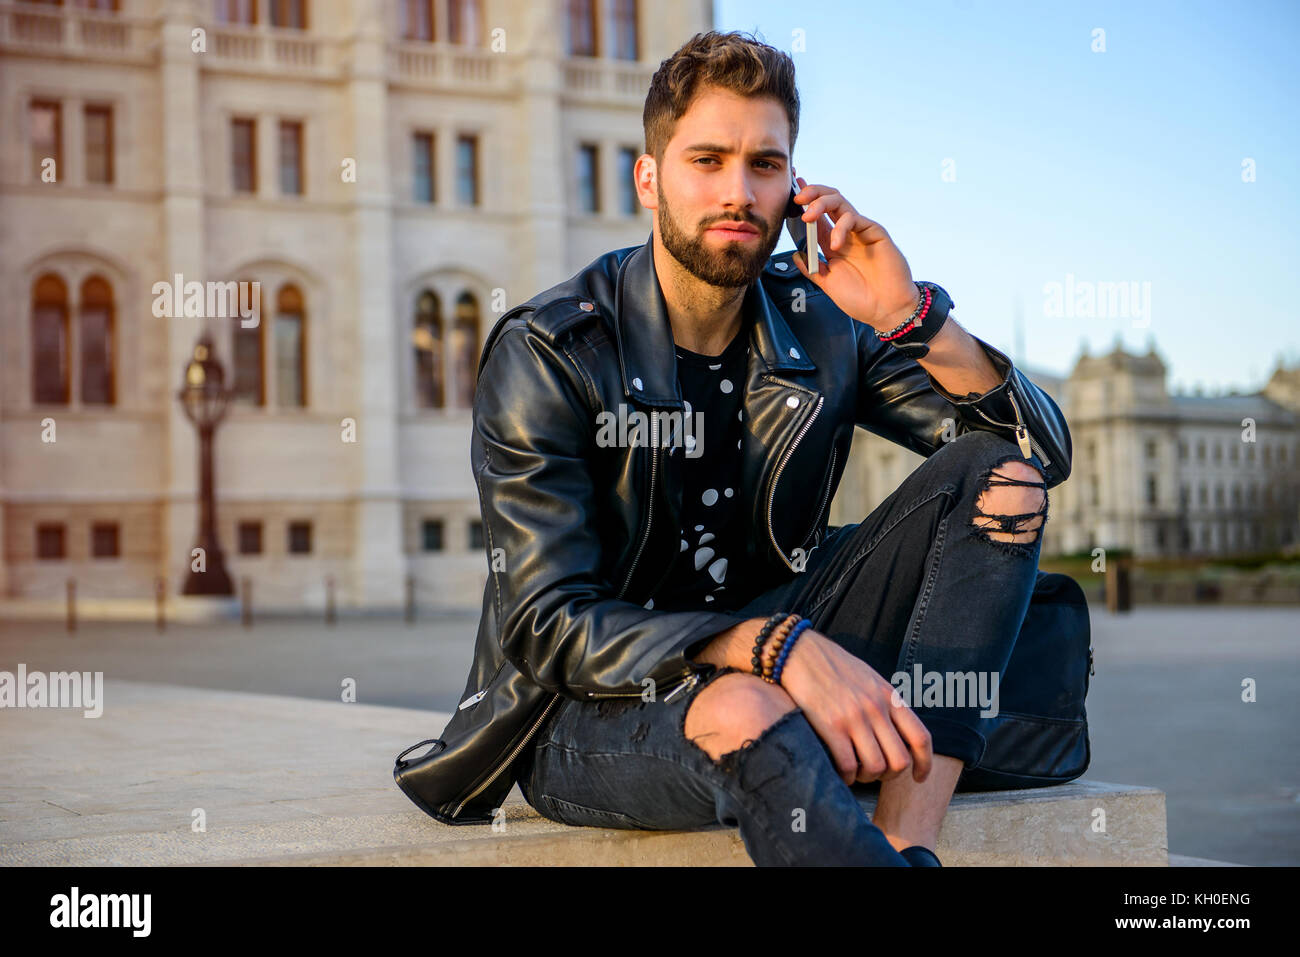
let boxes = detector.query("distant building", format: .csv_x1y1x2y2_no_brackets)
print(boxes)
830,339,1300,559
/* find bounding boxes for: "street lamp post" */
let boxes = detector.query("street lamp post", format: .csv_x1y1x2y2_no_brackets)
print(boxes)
178,334,234,596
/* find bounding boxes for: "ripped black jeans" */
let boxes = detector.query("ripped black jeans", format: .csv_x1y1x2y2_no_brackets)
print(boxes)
515,430,1049,866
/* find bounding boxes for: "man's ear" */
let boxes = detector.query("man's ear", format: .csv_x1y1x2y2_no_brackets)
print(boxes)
635,154,658,207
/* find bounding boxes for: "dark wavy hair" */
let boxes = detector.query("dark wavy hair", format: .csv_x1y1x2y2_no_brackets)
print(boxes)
643,30,800,165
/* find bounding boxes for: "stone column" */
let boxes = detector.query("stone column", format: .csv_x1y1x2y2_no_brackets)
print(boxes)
513,2,566,296
345,0,405,609
159,0,209,594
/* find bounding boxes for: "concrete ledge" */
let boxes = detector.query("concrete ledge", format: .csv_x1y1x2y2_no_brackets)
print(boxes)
0,596,240,623
0,680,1167,866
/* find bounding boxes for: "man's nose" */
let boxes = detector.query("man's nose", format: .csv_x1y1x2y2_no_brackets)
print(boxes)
718,173,758,216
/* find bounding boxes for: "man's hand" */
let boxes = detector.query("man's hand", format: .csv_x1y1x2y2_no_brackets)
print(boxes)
780,629,933,787
789,174,921,333
693,618,933,788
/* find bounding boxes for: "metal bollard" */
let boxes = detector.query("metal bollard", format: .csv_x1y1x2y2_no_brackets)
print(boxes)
1105,558,1132,613
242,576,253,628
156,576,166,632
66,578,76,634
405,575,415,624
325,575,336,625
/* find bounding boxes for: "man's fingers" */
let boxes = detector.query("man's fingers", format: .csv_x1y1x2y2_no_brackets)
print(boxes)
890,702,934,782
821,728,859,786
866,708,914,779
847,718,888,783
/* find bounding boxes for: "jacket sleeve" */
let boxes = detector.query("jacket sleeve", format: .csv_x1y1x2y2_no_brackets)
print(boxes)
472,323,749,699
854,319,1073,489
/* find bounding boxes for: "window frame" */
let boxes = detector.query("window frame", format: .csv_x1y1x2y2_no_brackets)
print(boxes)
278,118,304,196
91,521,120,558
576,141,600,214
455,133,480,206
29,98,63,185
83,102,114,186
231,116,258,194
412,130,436,203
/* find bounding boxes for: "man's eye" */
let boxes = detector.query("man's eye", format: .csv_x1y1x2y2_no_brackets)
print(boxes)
694,158,779,170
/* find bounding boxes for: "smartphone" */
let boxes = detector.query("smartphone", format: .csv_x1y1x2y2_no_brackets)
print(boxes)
783,174,819,274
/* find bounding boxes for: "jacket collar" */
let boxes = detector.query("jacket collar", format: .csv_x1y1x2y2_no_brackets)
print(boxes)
613,233,816,406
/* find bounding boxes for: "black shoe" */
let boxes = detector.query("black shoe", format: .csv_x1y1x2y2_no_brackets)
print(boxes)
900,845,943,867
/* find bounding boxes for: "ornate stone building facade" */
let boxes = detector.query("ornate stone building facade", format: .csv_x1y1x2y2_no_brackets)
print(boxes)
1,0,707,610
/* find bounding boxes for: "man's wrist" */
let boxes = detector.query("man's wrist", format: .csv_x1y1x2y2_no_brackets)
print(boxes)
873,284,923,335
693,617,767,671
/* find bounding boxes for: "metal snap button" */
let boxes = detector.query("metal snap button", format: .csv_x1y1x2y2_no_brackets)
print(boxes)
775,262,788,271
579,301,594,311
786,395,799,408
632,377,643,390
789,347,800,359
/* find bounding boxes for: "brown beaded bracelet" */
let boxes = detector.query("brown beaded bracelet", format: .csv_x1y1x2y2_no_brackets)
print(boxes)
751,612,797,679
758,614,800,683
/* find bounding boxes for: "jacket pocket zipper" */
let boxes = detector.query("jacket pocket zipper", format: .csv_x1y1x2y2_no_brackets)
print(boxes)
800,446,838,554
767,391,823,570
584,666,700,702
619,412,660,597
453,692,561,818
969,385,1052,468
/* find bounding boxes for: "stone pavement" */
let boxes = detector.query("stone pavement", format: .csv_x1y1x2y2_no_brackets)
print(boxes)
5,602,1293,863
1,679,1180,866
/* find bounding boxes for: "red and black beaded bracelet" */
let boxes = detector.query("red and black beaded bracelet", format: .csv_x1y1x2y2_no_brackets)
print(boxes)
877,283,933,341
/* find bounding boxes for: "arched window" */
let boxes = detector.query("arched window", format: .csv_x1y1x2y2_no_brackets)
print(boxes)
32,273,69,404
413,289,443,408
451,291,480,409
79,275,115,405
275,283,306,407
232,277,264,405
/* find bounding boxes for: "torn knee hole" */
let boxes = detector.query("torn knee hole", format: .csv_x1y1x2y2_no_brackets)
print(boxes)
973,461,1048,546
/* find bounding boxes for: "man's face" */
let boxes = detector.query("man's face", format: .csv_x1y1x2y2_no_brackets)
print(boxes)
652,86,790,288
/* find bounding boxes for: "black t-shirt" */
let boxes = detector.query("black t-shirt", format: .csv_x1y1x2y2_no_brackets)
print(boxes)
649,314,753,612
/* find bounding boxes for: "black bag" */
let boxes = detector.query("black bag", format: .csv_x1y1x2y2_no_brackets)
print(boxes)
954,570,1093,792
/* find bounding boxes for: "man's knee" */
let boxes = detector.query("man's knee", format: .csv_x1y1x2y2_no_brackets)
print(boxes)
972,458,1049,546
684,671,798,764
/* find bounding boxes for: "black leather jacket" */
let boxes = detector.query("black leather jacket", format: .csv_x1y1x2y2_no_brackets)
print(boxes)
394,234,1072,824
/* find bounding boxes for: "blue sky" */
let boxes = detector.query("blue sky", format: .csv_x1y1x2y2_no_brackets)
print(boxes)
715,0,1300,393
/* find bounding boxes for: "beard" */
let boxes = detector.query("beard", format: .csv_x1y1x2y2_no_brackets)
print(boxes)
657,178,784,288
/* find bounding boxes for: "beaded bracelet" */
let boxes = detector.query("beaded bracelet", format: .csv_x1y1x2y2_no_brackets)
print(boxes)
772,618,812,686
759,614,801,682
877,283,932,342
751,612,795,678
761,614,804,683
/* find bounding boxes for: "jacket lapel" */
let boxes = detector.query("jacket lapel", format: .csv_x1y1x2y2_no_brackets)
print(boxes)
610,233,825,593
613,233,817,404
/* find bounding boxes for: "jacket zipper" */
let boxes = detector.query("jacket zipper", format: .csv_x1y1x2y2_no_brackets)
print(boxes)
619,413,660,597
452,414,663,818
452,692,561,817
767,391,823,570
584,666,700,702
804,446,838,551
969,384,1052,468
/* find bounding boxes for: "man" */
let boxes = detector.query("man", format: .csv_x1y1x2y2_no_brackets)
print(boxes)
394,30,1072,866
